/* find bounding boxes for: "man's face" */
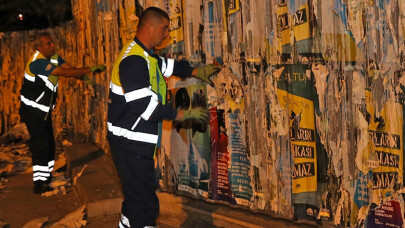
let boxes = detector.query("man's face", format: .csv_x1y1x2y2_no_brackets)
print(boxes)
150,18,170,48
37,35,55,58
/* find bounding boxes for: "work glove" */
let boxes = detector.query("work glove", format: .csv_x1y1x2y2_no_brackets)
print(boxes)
81,75,95,86
90,64,106,73
195,64,220,86
180,107,210,125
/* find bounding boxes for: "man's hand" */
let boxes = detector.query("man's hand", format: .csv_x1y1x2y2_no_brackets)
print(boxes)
195,64,220,86
177,107,210,125
81,75,95,86
90,64,106,73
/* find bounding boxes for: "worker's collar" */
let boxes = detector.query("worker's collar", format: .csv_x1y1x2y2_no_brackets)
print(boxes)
34,50,48,59
134,36,153,55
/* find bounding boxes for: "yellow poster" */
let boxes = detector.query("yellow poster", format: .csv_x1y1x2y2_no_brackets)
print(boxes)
293,4,310,42
157,0,184,49
277,89,317,194
365,90,403,195
276,2,290,47
222,0,240,31
228,0,240,15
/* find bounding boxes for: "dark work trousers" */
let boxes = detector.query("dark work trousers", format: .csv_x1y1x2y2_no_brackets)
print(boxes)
108,140,159,228
21,114,55,184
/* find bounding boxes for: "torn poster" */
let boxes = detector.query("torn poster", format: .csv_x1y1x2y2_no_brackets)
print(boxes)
167,79,211,197
209,107,236,204
365,199,404,228
277,64,317,194
365,90,403,197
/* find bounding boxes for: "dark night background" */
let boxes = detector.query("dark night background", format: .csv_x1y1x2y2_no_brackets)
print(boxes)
0,0,73,31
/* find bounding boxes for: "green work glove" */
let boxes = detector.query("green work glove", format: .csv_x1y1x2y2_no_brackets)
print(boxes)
90,64,106,73
195,64,220,86
181,108,210,125
81,75,95,86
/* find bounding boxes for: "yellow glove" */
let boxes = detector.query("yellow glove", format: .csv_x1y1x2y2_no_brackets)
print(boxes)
81,75,95,86
195,64,220,86
180,108,209,125
90,64,106,73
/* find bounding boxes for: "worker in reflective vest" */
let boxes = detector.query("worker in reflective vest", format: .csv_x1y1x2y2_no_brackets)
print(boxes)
107,7,220,228
19,31,106,194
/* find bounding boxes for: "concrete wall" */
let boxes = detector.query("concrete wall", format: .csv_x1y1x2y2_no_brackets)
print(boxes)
1,0,405,226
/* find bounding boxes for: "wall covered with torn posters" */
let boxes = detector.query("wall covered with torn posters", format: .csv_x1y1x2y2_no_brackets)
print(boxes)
1,0,405,226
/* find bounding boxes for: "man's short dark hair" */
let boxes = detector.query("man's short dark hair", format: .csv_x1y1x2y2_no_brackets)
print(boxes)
33,31,51,49
138,7,170,29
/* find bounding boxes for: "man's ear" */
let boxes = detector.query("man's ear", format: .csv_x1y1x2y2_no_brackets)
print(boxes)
145,23,153,34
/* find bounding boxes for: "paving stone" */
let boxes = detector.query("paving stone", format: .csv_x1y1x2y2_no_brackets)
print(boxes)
72,154,123,218
0,221,9,228
65,143,104,176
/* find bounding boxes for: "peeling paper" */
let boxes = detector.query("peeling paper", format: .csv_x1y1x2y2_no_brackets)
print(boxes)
268,67,289,136
312,63,329,113
49,205,87,228
22,217,49,228
355,109,370,173
352,71,365,105
49,175,71,189
73,165,88,186
0,122,30,142
53,153,67,171
207,67,244,109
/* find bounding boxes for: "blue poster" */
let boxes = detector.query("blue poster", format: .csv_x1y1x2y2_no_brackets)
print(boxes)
228,111,252,206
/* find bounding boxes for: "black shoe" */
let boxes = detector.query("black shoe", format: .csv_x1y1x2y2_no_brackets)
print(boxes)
45,175,52,185
33,182,53,194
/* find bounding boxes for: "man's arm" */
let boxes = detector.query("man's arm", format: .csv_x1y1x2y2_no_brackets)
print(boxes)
29,58,106,79
157,56,194,79
59,62,74,69
157,56,220,85
119,56,178,123
51,64,91,78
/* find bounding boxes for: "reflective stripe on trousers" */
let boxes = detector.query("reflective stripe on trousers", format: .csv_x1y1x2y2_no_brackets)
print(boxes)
33,160,54,181
118,213,157,228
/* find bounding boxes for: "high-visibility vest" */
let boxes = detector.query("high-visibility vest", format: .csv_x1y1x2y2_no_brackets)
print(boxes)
108,40,169,146
111,41,167,104
20,51,61,120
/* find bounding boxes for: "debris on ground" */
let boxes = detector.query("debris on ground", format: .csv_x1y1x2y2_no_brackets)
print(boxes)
0,164,13,175
0,220,10,228
53,153,67,172
49,205,87,228
73,165,88,186
0,143,31,175
21,217,49,228
62,139,72,147
49,174,71,189
41,175,72,197
0,182,5,191
0,123,70,192
0,124,31,177
0,123,31,175
0,178,7,191
0,123,30,144
41,187,66,198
